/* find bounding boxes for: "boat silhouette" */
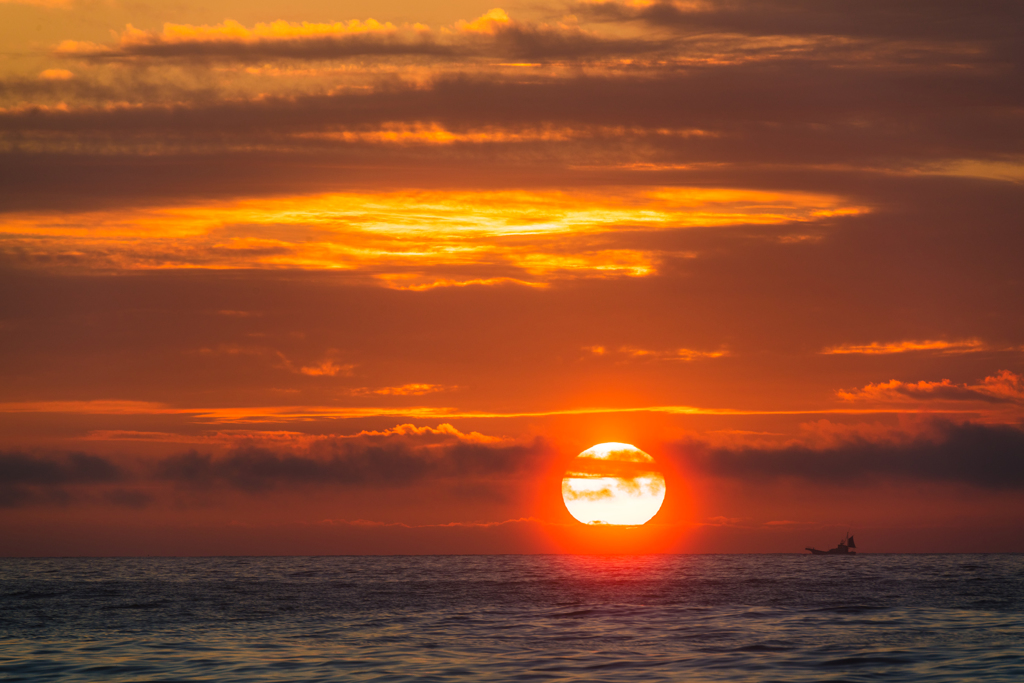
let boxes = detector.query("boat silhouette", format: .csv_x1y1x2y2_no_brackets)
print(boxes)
806,532,857,555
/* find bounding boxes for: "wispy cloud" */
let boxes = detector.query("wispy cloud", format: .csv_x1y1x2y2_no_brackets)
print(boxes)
673,420,1024,489
838,370,1024,405
0,188,864,286
821,339,988,355
0,399,986,424
55,10,662,63
351,384,454,396
83,423,508,447
299,361,352,377
618,346,729,361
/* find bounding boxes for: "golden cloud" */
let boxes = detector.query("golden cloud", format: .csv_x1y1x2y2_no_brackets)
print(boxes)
618,346,729,360
1,187,867,286
821,339,988,355
351,384,454,396
838,370,1024,405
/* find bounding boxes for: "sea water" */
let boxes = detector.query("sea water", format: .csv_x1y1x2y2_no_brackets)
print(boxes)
1,555,1022,681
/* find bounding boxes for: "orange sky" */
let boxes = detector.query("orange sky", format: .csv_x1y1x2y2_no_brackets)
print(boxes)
1,0,1022,555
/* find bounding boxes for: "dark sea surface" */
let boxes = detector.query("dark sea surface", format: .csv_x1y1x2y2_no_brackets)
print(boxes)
1,555,1022,682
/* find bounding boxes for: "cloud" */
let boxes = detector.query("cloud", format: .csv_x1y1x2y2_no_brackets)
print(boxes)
2,0,1017,197
578,0,1023,45
0,396,992,424
675,420,1024,488
618,346,729,360
822,339,988,355
82,424,508,447
349,423,506,444
299,360,353,377
838,370,1024,404
0,400,178,415
55,11,663,63
583,345,728,360
0,429,549,505
351,383,453,396
195,346,356,377
0,187,862,285
0,451,126,508
156,437,549,492
5,68,1013,150
0,451,124,485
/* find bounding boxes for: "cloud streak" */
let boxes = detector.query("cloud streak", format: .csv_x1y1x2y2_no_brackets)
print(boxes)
838,371,1024,405
0,187,863,285
55,11,663,63
0,399,992,424
822,339,988,355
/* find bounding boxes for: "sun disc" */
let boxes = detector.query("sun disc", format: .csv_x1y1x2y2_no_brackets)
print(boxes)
561,442,666,525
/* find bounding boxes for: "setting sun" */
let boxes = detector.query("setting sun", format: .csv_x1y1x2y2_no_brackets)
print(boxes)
561,443,666,525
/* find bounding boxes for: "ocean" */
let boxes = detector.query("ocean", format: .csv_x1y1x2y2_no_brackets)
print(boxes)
1,555,1022,681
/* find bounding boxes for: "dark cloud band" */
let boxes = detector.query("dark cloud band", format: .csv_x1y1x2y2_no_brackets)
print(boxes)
676,421,1024,489
0,438,550,507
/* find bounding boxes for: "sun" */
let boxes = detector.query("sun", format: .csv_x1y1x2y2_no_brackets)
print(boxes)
561,442,666,525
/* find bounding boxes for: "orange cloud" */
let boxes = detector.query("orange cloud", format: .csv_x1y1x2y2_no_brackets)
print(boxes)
348,423,506,444
83,423,508,447
53,9,648,64
451,8,512,35
838,370,1024,405
195,345,354,378
352,384,453,396
56,17,406,56
0,400,178,415
294,124,713,146
299,361,352,377
619,346,729,361
821,338,988,355
585,345,728,360
1,187,866,287
138,18,403,42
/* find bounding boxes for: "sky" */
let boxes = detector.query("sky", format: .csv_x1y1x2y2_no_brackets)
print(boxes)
1,0,1022,556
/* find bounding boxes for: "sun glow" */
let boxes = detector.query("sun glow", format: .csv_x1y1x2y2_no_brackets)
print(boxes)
561,442,666,525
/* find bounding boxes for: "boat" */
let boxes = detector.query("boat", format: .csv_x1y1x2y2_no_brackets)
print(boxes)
806,532,857,555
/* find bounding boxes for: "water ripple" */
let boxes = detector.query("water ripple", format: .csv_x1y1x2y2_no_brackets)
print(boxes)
0,555,1022,681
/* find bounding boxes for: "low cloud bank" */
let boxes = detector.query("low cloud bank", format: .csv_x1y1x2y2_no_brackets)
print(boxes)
0,451,125,507
0,436,550,507
675,421,1024,488
156,439,547,492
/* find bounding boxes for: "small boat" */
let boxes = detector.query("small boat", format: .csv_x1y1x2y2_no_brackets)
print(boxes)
806,532,857,555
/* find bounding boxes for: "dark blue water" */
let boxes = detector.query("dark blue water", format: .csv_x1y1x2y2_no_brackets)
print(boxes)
1,555,1022,681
